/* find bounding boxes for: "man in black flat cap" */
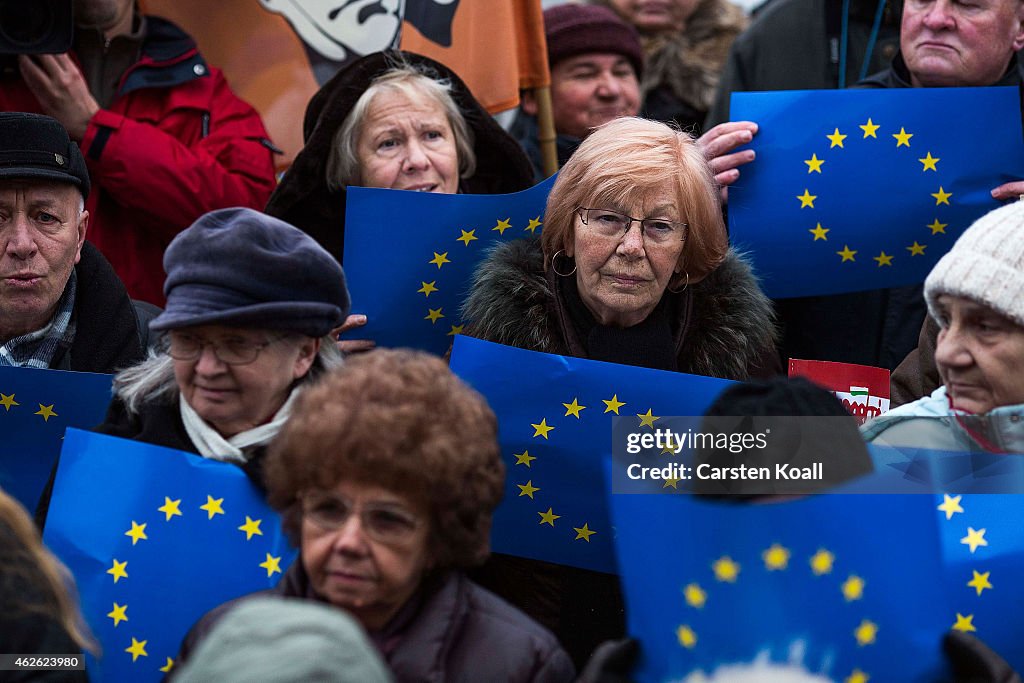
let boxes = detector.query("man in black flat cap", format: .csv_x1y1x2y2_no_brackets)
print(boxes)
0,111,152,372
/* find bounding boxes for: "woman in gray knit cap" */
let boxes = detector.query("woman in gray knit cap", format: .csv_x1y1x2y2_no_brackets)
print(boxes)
94,207,350,487
864,201,1024,452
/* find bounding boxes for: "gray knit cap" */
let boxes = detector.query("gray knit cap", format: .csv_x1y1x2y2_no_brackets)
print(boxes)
925,201,1024,327
173,597,392,682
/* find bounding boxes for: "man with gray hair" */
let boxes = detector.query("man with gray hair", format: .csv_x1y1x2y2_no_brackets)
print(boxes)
0,112,151,372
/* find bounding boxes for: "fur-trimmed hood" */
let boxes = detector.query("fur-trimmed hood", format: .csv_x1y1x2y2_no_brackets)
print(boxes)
462,237,778,380
640,0,747,114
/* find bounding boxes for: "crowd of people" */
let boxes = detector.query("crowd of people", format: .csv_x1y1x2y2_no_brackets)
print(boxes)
2,0,1024,679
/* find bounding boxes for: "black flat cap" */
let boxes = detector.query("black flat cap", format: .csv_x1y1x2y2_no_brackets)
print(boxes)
0,112,90,198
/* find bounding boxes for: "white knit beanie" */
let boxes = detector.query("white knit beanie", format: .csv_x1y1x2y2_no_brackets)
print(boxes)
925,201,1024,327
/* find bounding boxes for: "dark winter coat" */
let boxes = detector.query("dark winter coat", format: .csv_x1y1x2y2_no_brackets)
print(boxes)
176,562,575,683
58,242,151,374
264,50,536,262
462,237,778,668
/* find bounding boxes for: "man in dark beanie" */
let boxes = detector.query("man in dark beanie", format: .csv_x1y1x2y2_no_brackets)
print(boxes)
514,4,644,179
0,112,152,372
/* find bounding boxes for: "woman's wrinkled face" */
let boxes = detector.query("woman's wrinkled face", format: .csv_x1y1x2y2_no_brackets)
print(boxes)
356,89,459,194
607,0,701,32
934,294,1024,414
172,325,318,437
301,480,432,631
567,181,686,328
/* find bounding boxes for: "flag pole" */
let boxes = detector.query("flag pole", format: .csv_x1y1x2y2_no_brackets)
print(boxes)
533,85,559,178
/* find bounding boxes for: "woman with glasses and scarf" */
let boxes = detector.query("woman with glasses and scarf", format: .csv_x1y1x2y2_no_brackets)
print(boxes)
93,207,349,489
175,349,575,682
462,116,778,669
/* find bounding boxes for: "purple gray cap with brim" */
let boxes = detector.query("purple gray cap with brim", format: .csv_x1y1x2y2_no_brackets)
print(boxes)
150,207,350,337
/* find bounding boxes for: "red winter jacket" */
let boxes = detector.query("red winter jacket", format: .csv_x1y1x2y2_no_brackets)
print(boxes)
0,17,277,305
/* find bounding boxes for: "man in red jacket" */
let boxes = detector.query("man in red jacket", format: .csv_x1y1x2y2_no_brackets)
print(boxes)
1,0,278,305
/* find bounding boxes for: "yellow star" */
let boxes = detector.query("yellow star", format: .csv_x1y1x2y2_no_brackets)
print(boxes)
827,128,847,148
446,324,464,336
603,394,625,414
259,553,282,577
238,516,263,540
0,393,17,410
637,409,659,429
846,668,870,683
873,251,894,267
660,441,676,455
837,245,857,262
712,556,740,583
428,251,451,268
919,152,939,171
531,418,554,439
932,186,952,205
860,118,880,138
417,281,438,297
809,549,835,576
842,575,865,601
107,602,128,627
35,404,57,421
809,223,829,241
492,218,512,235
804,154,825,173
937,494,964,520
953,613,977,633
967,570,993,596
683,583,707,609
200,495,225,519
676,625,698,649
538,507,560,526
927,219,948,235
125,637,148,662
514,450,536,467
893,127,913,147
762,543,790,570
906,241,927,256
663,477,680,489
517,480,540,499
456,229,478,246
159,658,175,674
797,189,817,208
563,398,586,418
107,558,128,583
854,619,878,646
158,497,182,521
424,308,444,324
961,527,988,553
573,523,596,542
525,216,542,234
124,521,148,546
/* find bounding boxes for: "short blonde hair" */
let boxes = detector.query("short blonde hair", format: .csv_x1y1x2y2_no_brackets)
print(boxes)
326,64,476,191
540,117,728,284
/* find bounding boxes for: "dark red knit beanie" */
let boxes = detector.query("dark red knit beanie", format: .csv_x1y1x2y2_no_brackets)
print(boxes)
543,4,644,78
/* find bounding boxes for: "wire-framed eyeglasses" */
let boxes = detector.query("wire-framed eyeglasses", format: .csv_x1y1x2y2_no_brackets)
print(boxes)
300,491,422,545
166,331,286,365
576,207,688,245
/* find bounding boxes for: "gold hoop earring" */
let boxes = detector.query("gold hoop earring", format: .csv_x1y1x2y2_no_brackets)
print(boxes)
668,270,689,294
551,249,577,277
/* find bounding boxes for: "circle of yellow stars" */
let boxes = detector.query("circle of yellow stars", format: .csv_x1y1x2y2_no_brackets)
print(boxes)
416,215,543,339
676,541,878,680
938,494,993,635
798,119,952,268
103,493,284,673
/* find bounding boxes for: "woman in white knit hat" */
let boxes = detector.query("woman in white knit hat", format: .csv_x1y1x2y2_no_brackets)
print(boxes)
863,201,1024,452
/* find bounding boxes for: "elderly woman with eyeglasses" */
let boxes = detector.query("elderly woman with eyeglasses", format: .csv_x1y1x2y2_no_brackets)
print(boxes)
93,207,348,483
462,116,778,668
176,349,575,682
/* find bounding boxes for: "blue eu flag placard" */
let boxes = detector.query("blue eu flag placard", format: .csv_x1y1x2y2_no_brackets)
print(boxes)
449,335,731,574
0,366,112,512
729,87,1024,298
44,429,296,682
343,176,556,357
